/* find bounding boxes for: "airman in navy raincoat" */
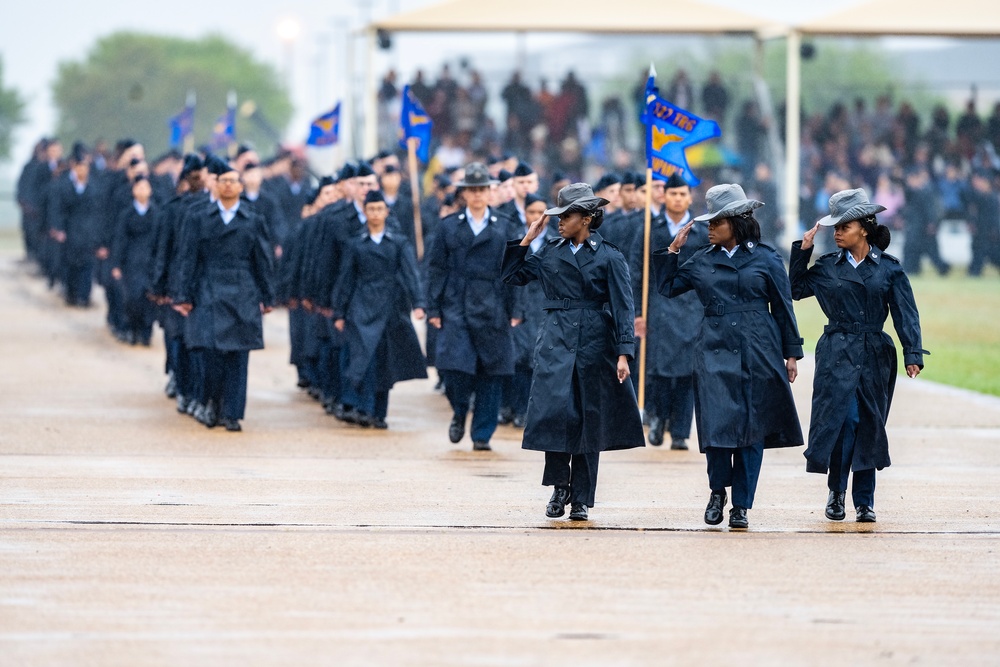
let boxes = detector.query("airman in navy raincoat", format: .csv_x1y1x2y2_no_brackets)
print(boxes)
790,188,927,523
654,184,803,530
502,183,644,521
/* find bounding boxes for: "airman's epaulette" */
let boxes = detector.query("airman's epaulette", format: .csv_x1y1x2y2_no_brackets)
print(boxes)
546,236,562,245
602,239,621,252
819,251,840,260
755,241,777,252
881,252,900,263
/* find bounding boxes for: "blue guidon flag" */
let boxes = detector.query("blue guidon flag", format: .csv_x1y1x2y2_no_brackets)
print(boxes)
399,85,433,163
307,103,341,147
209,104,236,151
168,104,195,149
642,64,721,187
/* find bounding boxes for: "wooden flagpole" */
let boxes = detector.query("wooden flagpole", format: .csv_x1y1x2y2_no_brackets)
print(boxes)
406,137,425,260
638,167,654,414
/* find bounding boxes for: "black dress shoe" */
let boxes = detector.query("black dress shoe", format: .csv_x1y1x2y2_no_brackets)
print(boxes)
199,401,218,428
186,400,200,417
512,414,525,429
497,407,513,425
648,417,665,447
472,440,492,451
826,490,847,521
340,407,360,424
729,507,749,529
704,489,727,525
220,418,242,432
372,418,388,430
670,438,688,451
356,413,374,428
449,414,466,443
856,506,877,523
545,487,571,518
165,373,177,399
176,395,188,414
569,503,589,521
296,378,311,389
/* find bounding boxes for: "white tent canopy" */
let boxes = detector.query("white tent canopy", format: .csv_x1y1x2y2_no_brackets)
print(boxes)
798,0,1000,37
371,0,784,35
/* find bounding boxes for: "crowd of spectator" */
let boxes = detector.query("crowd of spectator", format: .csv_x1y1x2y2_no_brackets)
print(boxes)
375,64,1000,275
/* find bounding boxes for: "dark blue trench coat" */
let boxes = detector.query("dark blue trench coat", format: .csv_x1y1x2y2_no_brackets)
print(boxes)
173,203,275,351
426,210,519,377
501,233,645,455
789,242,927,473
653,242,804,451
333,231,428,392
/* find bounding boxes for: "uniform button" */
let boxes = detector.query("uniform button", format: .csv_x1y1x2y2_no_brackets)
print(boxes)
856,365,861,370
731,322,737,326
731,294,737,300
711,269,716,273
732,349,738,354
837,282,842,287
840,335,845,340
835,361,840,366
548,345,553,350
572,322,578,327
712,322,718,328
554,269,559,273
570,348,575,353
860,310,865,315
714,349,720,355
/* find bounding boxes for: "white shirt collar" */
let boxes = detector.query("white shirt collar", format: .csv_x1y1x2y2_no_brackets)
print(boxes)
354,201,368,224
218,200,240,225
529,231,547,254
665,211,690,237
370,229,385,245
133,200,150,215
846,250,862,268
69,171,86,194
466,207,489,236
569,241,583,254
721,244,739,258
245,191,259,202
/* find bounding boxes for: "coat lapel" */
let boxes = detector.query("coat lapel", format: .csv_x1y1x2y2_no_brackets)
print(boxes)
836,253,866,285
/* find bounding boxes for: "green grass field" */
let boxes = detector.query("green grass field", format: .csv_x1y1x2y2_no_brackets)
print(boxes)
793,269,1000,397
2,227,998,396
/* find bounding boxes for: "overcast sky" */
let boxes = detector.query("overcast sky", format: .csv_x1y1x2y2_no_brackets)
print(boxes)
0,0,868,169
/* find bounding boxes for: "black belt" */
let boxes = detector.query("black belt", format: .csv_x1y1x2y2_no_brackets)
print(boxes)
704,301,769,317
543,299,606,311
825,321,882,334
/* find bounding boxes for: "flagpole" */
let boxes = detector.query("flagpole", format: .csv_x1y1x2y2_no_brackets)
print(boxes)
638,167,654,415
406,137,425,260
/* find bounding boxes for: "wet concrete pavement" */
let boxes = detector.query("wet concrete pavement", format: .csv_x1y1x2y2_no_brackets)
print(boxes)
1,255,999,666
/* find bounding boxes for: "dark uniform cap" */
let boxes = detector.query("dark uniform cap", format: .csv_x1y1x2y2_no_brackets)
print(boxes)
498,169,513,183
204,155,232,176
365,190,386,205
180,154,204,179
593,173,621,192
454,162,498,188
338,162,358,182
70,142,89,163
355,162,376,178
317,175,337,190
524,193,545,208
663,172,689,189
544,183,610,216
513,162,534,177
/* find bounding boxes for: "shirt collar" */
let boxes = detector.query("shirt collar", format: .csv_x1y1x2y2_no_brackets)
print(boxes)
354,201,367,224
133,200,150,215
465,206,489,227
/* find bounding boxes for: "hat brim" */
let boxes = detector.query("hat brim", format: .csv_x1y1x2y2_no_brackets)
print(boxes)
544,196,610,217
817,203,888,226
693,199,764,223
455,179,499,188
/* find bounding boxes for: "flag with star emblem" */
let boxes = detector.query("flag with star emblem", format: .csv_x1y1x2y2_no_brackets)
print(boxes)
307,103,341,147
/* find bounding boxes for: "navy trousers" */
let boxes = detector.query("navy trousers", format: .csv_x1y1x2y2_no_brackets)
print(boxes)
63,261,94,306
543,452,600,507
706,443,764,509
649,375,695,439
203,349,250,420
828,393,877,508
441,369,504,443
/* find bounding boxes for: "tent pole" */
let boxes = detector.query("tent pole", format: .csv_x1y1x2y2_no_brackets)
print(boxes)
783,30,802,249
364,26,379,156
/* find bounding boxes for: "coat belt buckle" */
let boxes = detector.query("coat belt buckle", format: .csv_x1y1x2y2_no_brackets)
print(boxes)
713,304,725,316
561,298,571,310
851,322,862,334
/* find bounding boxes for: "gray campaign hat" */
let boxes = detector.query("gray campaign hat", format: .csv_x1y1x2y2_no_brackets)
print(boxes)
693,183,764,222
544,183,610,216
817,188,887,226
454,162,498,188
